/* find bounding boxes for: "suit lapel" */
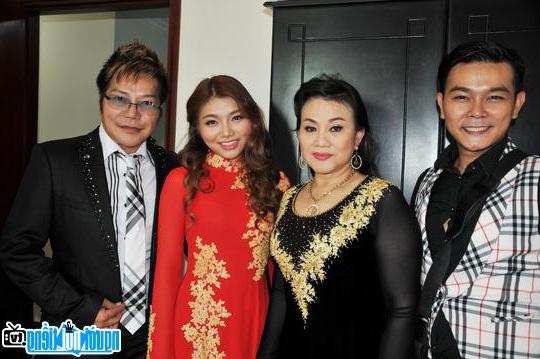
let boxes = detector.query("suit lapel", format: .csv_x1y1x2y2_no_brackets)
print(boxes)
416,168,442,252
78,129,122,297
448,141,519,287
146,137,169,240
462,142,519,268
415,168,440,215
147,137,171,199
416,168,441,282
146,138,176,305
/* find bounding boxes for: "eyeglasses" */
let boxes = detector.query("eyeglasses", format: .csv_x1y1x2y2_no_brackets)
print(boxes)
104,94,161,115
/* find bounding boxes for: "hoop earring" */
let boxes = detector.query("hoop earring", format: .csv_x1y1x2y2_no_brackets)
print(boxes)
351,150,363,170
298,155,307,169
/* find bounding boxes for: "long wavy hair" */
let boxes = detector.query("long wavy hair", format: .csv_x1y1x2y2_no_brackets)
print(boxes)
180,75,282,225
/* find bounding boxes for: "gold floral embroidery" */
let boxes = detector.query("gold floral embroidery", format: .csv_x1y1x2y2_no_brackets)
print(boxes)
206,152,245,191
182,237,231,359
270,178,390,323
206,152,241,173
146,306,156,358
240,172,290,281
231,172,246,190
243,212,274,281
276,187,295,223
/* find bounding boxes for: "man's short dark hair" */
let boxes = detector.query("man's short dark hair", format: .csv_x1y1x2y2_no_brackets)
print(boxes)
437,41,525,94
96,41,168,105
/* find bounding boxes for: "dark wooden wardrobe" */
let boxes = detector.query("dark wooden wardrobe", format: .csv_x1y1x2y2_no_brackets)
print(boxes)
266,0,540,200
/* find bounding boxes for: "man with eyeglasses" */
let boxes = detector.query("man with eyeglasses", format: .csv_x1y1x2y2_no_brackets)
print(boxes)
0,41,178,358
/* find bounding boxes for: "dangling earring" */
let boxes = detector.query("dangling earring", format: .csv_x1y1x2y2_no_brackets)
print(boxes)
351,149,362,170
298,155,307,169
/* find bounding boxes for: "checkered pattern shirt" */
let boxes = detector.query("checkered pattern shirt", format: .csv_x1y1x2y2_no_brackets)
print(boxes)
414,140,540,358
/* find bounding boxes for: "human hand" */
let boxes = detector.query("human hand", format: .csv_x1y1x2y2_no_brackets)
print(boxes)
93,298,125,329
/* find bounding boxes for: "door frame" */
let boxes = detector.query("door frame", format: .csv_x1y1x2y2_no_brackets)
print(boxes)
0,0,181,329
23,0,181,150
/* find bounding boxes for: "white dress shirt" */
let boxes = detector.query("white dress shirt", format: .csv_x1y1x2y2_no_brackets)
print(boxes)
99,125,156,295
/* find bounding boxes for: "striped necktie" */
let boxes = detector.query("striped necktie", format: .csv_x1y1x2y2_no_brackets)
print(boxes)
118,152,147,334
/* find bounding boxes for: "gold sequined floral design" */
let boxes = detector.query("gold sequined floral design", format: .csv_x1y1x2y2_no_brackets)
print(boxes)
243,212,274,281
182,237,232,359
242,173,290,281
205,151,246,191
270,178,390,323
207,152,292,283
206,152,242,173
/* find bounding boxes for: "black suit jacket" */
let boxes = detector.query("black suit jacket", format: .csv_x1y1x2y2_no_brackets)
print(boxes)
0,128,178,327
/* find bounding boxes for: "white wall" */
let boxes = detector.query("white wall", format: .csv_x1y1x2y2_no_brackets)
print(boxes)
175,0,273,150
38,13,115,143
115,8,169,146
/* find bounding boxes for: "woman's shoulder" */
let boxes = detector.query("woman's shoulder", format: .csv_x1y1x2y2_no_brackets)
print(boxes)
164,166,189,184
357,176,393,197
276,171,292,193
277,183,302,212
353,176,410,212
283,182,303,196
363,177,413,219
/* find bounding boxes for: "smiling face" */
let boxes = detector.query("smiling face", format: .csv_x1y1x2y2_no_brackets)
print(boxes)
100,75,161,154
298,98,364,175
198,96,252,160
437,62,526,165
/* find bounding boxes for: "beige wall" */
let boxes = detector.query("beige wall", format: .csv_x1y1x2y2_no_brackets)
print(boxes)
38,13,115,143
115,8,169,146
39,3,274,149
36,13,115,320
175,0,273,150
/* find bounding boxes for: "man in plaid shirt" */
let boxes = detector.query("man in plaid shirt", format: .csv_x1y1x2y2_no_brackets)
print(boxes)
413,41,540,358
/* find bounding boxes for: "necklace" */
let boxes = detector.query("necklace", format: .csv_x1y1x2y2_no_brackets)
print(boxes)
305,171,355,216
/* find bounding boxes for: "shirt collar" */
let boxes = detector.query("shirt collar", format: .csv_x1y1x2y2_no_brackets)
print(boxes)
205,151,243,173
99,125,151,162
435,136,509,176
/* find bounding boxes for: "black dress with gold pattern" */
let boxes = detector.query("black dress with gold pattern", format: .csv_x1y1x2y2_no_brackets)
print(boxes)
258,177,421,359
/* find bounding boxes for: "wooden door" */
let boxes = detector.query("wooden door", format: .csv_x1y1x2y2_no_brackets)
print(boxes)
0,2,179,356
448,0,540,154
268,0,447,200
0,3,37,358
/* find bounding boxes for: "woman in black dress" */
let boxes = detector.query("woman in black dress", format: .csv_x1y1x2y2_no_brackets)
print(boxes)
258,75,420,358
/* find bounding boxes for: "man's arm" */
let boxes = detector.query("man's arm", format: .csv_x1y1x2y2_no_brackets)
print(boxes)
0,144,103,326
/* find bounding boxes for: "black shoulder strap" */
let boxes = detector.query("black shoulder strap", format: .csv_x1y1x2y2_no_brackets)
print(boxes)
418,149,529,320
410,168,430,207
483,149,528,189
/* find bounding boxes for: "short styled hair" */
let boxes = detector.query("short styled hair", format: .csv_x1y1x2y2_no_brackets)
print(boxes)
293,74,376,175
96,41,168,105
437,41,525,94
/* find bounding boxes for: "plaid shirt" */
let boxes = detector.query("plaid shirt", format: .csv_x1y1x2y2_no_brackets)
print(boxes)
414,140,540,358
